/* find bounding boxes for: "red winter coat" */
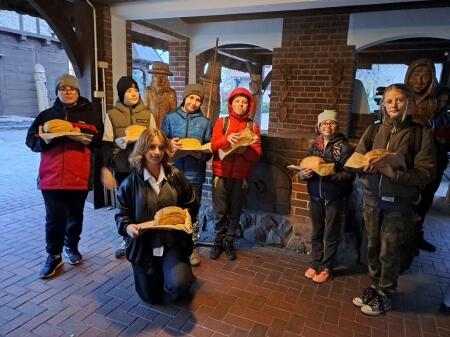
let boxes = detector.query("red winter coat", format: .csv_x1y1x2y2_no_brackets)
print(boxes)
26,97,103,190
211,88,262,179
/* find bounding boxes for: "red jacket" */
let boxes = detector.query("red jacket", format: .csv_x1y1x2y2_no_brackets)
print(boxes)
26,97,103,190
211,88,262,179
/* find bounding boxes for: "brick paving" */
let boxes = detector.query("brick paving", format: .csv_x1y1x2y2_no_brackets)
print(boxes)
1,128,450,337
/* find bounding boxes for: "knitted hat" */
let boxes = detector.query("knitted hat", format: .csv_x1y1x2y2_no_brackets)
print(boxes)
55,74,79,94
183,83,205,102
117,76,139,103
317,110,337,126
148,62,173,76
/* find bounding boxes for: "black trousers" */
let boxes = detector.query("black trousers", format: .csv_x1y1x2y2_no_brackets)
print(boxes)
212,176,246,243
41,190,89,255
309,198,343,272
132,245,193,304
417,168,445,229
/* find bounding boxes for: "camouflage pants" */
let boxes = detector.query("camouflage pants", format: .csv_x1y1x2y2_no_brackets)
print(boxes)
363,203,416,292
190,184,203,245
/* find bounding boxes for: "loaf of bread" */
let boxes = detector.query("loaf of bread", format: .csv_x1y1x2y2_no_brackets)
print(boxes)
154,206,186,226
179,138,202,150
365,149,387,165
299,156,335,176
233,129,254,148
125,125,147,141
43,119,74,133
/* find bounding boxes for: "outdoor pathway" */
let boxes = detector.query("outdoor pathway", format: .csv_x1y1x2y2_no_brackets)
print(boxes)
0,129,449,337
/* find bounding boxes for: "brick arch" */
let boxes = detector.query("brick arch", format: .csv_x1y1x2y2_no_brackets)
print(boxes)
357,34,450,52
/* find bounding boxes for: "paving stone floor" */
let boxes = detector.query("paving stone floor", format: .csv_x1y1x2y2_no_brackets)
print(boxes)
0,129,449,337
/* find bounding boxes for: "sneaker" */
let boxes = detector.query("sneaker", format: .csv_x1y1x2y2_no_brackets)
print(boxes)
39,254,63,279
304,267,317,279
312,268,330,283
115,239,126,259
353,285,377,307
360,291,392,316
418,237,436,252
223,240,236,261
209,243,223,260
190,249,201,267
64,246,83,265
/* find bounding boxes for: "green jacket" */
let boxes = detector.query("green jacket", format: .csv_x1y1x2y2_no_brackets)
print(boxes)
355,115,435,211
104,101,156,172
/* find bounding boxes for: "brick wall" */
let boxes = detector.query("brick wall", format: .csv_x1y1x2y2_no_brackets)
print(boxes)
265,13,357,222
269,14,356,135
168,40,189,105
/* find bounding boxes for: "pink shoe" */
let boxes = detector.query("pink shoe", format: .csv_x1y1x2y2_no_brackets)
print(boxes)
312,268,330,283
304,267,317,279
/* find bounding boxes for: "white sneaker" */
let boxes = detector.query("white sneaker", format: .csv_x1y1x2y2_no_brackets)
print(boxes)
360,291,392,316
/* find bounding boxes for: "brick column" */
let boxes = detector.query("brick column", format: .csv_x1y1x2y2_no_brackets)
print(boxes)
269,14,356,135
168,39,189,105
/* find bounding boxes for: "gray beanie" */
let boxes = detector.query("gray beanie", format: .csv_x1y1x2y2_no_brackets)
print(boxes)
317,109,337,126
55,74,79,94
183,83,205,102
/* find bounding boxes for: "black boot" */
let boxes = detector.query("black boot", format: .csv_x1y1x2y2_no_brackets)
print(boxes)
223,240,236,261
209,241,223,260
418,231,436,252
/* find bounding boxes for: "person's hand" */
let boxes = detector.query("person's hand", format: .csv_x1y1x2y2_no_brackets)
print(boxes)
301,168,314,179
227,132,242,146
377,163,395,178
252,134,259,143
101,167,117,191
170,138,181,151
126,224,141,238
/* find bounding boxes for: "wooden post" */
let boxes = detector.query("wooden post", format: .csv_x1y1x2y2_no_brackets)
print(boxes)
206,37,219,119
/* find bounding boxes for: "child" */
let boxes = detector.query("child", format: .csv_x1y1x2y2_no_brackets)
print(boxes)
115,128,198,303
162,83,212,267
300,110,354,283
209,88,262,261
102,76,156,258
352,84,434,315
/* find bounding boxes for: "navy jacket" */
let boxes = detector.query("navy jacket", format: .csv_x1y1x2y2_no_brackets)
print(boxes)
303,133,355,200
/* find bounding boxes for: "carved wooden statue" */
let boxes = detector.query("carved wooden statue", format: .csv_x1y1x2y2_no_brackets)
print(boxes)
200,60,222,124
249,74,262,124
404,58,438,125
144,62,177,129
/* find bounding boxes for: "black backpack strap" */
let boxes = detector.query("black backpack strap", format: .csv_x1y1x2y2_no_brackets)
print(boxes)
366,121,381,151
247,119,254,131
409,123,423,155
222,116,230,134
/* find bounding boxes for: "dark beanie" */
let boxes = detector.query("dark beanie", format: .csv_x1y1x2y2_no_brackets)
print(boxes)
117,76,139,103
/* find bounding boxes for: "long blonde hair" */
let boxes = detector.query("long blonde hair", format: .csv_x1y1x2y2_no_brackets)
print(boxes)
129,128,171,173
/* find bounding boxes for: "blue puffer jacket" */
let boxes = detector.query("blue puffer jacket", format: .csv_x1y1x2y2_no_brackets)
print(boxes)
161,107,212,185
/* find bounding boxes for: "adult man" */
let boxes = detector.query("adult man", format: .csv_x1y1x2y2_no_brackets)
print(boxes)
144,62,177,129
404,58,438,125
404,59,439,252
26,74,103,278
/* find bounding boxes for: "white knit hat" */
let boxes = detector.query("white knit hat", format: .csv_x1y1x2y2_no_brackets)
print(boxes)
317,110,337,126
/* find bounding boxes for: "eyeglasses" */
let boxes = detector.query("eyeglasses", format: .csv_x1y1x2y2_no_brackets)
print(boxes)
320,121,337,127
58,86,77,93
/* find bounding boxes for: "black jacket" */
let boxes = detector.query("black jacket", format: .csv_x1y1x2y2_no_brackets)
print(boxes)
115,165,198,272
303,133,355,200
